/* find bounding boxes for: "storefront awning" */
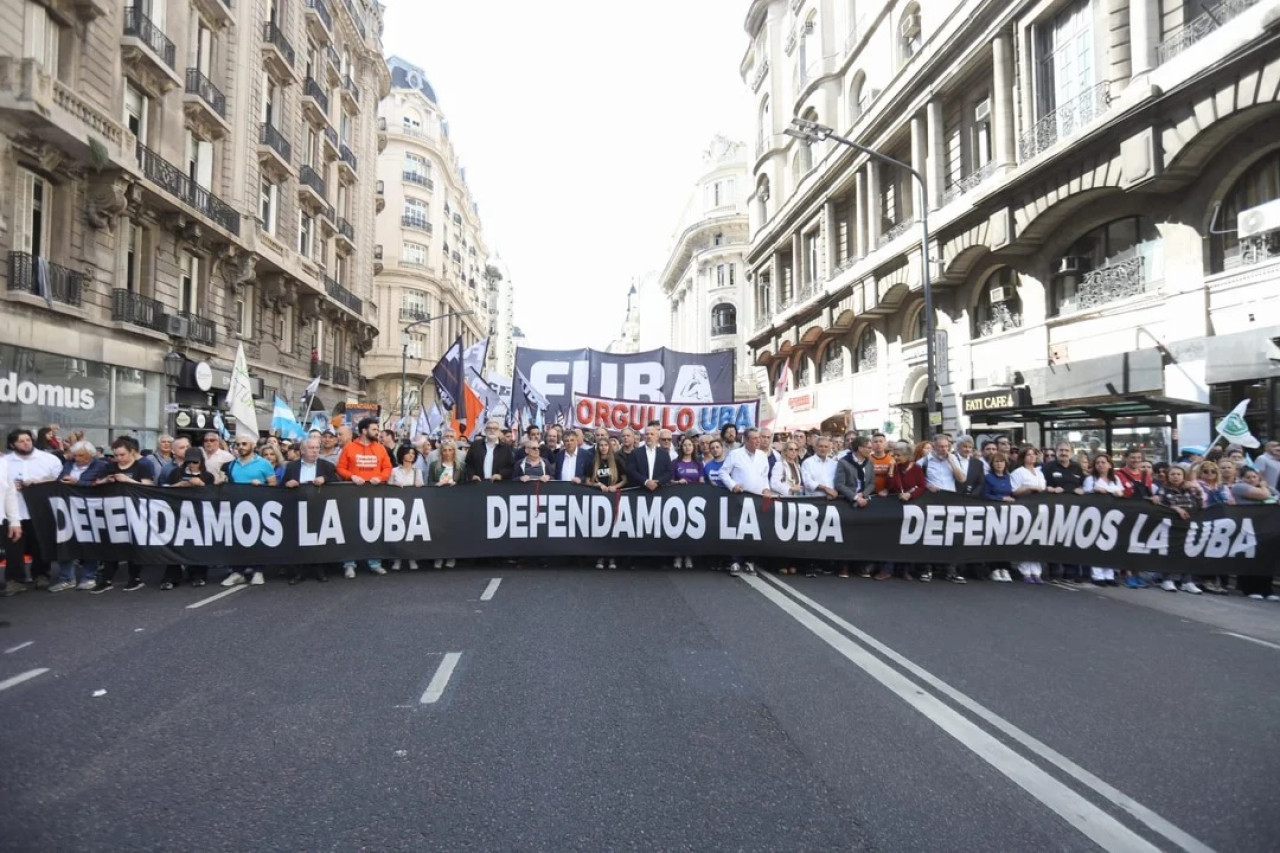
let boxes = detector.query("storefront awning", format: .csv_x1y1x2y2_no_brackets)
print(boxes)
967,395,1221,425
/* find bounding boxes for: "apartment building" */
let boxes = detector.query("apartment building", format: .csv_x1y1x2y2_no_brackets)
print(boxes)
0,0,388,444
365,56,490,422
743,0,1280,451
657,135,757,398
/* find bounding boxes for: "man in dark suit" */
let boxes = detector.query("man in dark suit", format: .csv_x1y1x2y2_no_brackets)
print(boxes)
465,419,515,482
280,437,339,584
550,429,594,483
950,435,987,499
624,424,673,490
58,442,111,485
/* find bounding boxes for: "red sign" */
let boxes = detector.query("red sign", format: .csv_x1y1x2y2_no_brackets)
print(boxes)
787,392,814,413
572,392,759,434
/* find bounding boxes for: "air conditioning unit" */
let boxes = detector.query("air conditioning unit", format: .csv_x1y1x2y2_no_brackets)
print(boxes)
900,11,921,40
1237,198,1280,239
167,314,191,338
988,366,1016,386
974,98,991,123
1057,255,1090,275
988,284,1011,303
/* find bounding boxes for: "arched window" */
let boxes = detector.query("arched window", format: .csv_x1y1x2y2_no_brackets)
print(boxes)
758,95,771,156
848,71,865,125
898,3,922,66
756,175,771,222
795,107,818,175
1210,149,1280,272
711,303,737,336
795,355,812,388
973,267,1023,338
854,327,877,372
1051,216,1160,316
822,342,846,382
799,11,818,87
906,303,927,342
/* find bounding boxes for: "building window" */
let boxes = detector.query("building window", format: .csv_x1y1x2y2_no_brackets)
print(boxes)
796,356,811,388
713,233,724,246
119,219,142,293
403,241,428,266
822,342,846,382
180,252,200,314
299,212,313,257
260,180,277,233
404,152,429,180
849,71,866,124
1210,149,1280,272
973,267,1023,338
405,332,426,359
854,327,877,372
1034,0,1094,123
1051,216,1160,316
235,284,255,337
24,0,64,78
14,167,52,259
804,232,819,288
906,303,927,342
124,83,148,141
401,288,429,319
281,303,294,354
898,2,922,65
711,303,736,336
756,271,772,320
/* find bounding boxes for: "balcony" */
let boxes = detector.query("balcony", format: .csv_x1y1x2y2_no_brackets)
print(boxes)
374,180,385,212
340,73,360,109
261,21,297,83
191,0,232,29
1157,0,1258,65
321,125,339,160
335,217,356,252
401,212,433,233
311,359,332,381
121,6,181,93
754,312,772,332
403,170,434,190
822,357,847,382
111,288,167,332
373,244,383,274
400,307,429,321
304,0,333,42
1019,81,1110,161
301,77,330,126
0,59,126,158
337,143,358,181
135,142,240,235
452,211,462,226
341,0,368,39
324,275,362,314
182,68,229,139
976,304,1024,339
7,252,84,307
941,161,997,207
1056,256,1151,316
258,123,292,177
298,164,327,210
877,218,916,248
750,59,769,94
180,311,218,347
376,116,387,152
332,365,352,387
324,45,342,85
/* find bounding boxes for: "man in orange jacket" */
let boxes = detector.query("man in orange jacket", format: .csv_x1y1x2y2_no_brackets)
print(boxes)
337,417,392,578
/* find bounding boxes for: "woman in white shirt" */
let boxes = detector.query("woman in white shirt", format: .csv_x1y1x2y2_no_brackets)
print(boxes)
1083,454,1125,586
769,442,805,575
1009,446,1048,583
389,445,423,571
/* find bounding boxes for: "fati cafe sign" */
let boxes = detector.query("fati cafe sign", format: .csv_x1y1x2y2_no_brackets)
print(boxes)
962,387,1031,414
0,372,96,411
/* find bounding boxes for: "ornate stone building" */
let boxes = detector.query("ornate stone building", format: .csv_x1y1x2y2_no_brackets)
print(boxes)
0,0,388,443
743,0,1280,449
364,56,490,422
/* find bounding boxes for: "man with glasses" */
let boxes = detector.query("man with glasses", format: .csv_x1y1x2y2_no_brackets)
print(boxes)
318,429,341,466
625,424,674,492
282,437,337,584
219,434,277,587
658,428,677,463
465,419,515,483
717,427,773,577
200,431,234,483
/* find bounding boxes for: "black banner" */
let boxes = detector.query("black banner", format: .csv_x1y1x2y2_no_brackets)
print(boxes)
24,482,1279,573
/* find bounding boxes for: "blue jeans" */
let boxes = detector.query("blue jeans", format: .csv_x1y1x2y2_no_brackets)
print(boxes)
59,560,98,584
342,559,382,571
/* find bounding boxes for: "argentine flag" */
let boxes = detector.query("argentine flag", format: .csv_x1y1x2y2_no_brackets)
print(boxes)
272,395,306,440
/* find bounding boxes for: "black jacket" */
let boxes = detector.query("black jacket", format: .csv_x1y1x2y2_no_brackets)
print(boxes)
550,447,595,481
1042,459,1085,492
624,444,673,486
280,457,339,485
464,441,516,482
955,455,986,498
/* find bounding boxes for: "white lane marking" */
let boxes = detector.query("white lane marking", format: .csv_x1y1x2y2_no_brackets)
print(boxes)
419,652,462,705
743,575,1163,852
480,578,502,601
0,668,49,692
4,641,34,654
185,585,249,610
1050,582,1080,592
757,574,1215,853
1217,631,1280,651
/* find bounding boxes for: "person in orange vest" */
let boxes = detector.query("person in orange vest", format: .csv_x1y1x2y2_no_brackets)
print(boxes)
337,417,393,578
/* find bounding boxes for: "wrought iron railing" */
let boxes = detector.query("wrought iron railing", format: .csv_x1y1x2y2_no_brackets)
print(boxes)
401,213,432,232
299,164,326,198
877,218,915,247
751,59,769,93
403,170,433,189
338,143,358,171
259,123,291,163
337,217,355,243
311,360,331,380
977,303,1024,339
829,255,857,280
1236,233,1280,268
123,7,176,70
332,365,352,386
305,0,332,32
262,21,295,67
342,73,361,103
181,311,218,346
323,125,339,151
777,291,796,312
798,279,819,302
1157,0,1258,65
711,324,737,337
822,357,847,382
324,275,362,313
754,313,771,332
136,142,240,234
184,68,226,117
111,288,166,331
400,308,428,320
8,252,84,306
1018,81,1110,160
940,161,997,206
303,77,329,114
1072,256,1149,312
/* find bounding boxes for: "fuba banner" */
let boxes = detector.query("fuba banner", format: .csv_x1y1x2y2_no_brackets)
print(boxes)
511,347,737,419
25,482,1277,574
572,392,759,434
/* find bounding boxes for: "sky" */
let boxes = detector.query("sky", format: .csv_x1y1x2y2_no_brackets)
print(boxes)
381,0,753,351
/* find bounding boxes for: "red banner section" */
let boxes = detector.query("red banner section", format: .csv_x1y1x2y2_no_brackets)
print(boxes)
572,393,759,434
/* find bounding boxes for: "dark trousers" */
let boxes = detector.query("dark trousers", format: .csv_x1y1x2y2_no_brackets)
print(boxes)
3,520,51,582
99,561,141,584
290,563,333,581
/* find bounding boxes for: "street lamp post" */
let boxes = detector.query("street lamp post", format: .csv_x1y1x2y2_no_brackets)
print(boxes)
399,310,475,428
163,350,185,435
785,117,940,433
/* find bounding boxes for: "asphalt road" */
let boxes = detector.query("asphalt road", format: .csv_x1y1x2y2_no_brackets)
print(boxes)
0,565,1277,852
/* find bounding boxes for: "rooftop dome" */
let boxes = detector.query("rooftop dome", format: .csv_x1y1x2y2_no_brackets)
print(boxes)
387,56,437,104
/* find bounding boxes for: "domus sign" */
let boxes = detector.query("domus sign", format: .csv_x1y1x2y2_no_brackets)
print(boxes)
0,372,95,410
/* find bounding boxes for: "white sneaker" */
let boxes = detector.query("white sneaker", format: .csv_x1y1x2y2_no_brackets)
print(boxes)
1267,594,1280,602
999,569,1012,582
728,562,741,576
744,562,757,574
1161,579,1177,592
390,561,402,571
76,580,96,591
595,559,605,569
408,561,419,571
249,573,264,586
371,565,387,576
433,559,444,569
344,566,356,579
1248,594,1265,600
606,558,616,570
673,557,681,569
1179,582,1201,595
222,572,245,587
47,580,76,593
445,558,456,568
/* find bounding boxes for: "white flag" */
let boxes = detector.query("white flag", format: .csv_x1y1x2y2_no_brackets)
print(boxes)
228,343,260,441
1214,400,1260,449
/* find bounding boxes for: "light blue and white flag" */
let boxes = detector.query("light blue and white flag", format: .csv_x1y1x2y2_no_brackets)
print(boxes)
272,394,306,440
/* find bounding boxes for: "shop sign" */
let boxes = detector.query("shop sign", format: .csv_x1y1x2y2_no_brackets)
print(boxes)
787,392,815,413
962,386,1031,414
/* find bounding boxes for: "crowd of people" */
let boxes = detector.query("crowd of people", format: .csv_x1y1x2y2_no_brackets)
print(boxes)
1,420,1277,599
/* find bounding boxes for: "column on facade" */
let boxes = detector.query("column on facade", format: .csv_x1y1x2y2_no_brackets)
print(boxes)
992,29,1016,167
864,161,881,247
792,231,803,295
823,199,838,278
1128,0,1157,78
771,251,783,314
854,170,867,258
924,100,944,210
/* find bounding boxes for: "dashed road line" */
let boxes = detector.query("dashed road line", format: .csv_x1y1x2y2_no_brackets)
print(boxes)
185,585,249,610
1216,631,1280,651
4,641,34,654
0,668,49,692
420,652,463,705
480,578,502,601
